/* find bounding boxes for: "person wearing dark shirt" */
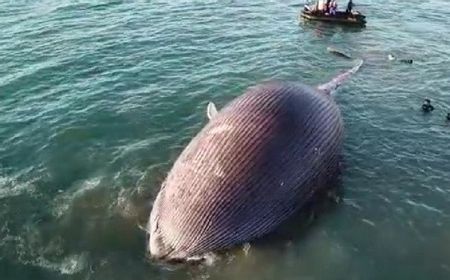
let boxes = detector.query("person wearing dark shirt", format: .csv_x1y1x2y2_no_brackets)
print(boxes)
422,99,434,113
326,0,332,13
346,0,354,14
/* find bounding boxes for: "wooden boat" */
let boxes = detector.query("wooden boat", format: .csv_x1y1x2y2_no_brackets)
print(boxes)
300,8,366,27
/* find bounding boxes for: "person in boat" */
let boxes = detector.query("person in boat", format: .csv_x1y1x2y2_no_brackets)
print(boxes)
329,0,338,15
315,0,326,13
346,0,354,14
422,98,434,113
326,0,332,13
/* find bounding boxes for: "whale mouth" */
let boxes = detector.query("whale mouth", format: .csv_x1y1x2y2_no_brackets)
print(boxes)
148,227,175,261
150,248,218,266
148,239,206,265
148,228,218,265
148,225,193,263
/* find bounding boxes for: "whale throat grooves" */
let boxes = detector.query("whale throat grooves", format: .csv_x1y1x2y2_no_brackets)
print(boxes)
148,81,344,261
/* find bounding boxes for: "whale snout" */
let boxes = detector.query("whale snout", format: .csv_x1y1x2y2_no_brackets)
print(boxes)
148,230,191,263
147,209,188,262
147,190,176,260
148,229,167,260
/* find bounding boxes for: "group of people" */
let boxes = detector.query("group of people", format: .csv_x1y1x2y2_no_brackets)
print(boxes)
310,0,354,15
321,0,338,15
421,99,450,121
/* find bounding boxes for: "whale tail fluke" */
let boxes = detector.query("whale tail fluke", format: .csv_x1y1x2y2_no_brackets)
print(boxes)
316,59,364,96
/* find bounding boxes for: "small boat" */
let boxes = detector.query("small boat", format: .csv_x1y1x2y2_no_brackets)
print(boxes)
300,2,367,27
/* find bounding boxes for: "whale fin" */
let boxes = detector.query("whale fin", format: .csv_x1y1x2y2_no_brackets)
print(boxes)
137,223,150,234
206,102,218,120
316,59,364,96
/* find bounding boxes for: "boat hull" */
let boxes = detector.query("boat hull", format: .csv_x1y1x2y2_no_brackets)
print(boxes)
300,10,366,27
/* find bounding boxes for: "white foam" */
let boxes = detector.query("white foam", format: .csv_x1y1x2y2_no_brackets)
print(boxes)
31,253,88,275
0,176,34,199
115,188,139,219
51,177,103,218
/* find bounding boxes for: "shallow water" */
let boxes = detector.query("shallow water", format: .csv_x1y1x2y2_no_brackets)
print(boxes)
1,0,450,279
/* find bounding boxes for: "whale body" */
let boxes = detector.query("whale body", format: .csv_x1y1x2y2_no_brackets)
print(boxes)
148,61,362,262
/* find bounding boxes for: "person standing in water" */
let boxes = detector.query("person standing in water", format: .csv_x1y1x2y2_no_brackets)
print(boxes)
422,99,434,113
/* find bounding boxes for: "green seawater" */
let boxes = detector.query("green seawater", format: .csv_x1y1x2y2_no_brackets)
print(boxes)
1,0,450,279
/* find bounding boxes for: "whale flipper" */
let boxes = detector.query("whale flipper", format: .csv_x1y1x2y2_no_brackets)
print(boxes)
316,59,364,96
207,102,218,120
